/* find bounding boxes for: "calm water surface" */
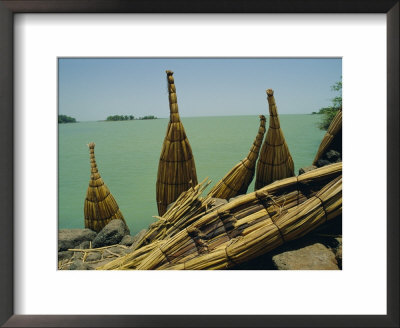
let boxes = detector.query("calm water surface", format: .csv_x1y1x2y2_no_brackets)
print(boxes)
59,115,325,234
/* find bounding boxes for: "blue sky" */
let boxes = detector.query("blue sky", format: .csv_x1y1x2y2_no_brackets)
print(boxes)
58,58,341,121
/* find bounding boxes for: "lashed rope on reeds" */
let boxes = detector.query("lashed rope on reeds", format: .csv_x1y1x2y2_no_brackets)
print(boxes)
99,163,341,270
84,142,125,232
207,115,266,200
313,108,342,165
156,70,198,216
255,89,294,190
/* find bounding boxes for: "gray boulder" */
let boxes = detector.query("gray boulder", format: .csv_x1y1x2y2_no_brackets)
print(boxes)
316,159,331,168
326,150,341,162
68,260,91,270
120,235,135,246
103,245,127,257
77,241,91,249
272,243,339,270
92,219,130,248
58,251,74,262
58,229,97,252
86,252,102,262
72,251,85,261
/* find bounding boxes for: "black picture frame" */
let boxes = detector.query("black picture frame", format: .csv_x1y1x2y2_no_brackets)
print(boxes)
0,1,398,327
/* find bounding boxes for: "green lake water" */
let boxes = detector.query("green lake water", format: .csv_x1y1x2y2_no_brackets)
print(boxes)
58,114,325,235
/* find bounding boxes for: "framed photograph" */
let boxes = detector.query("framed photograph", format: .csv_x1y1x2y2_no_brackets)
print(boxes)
1,1,398,327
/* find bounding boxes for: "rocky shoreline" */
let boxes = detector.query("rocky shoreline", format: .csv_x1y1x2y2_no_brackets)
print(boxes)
59,201,342,271
58,219,148,270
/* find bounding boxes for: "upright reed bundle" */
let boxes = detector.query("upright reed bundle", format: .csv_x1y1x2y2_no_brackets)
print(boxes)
255,89,294,190
84,142,125,232
156,70,198,216
207,115,266,199
313,108,342,165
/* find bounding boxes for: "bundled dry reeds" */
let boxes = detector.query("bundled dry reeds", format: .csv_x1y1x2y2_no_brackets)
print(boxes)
313,108,342,165
207,115,266,200
100,163,341,270
137,178,216,250
255,89,294,190
137,166,342,270
156,70,198,216
98,178,227,270
159,176,342,270
84,142,125,232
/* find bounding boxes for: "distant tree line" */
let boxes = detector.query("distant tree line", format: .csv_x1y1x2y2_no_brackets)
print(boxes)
140,115,157,120
106,115,135,121
58,114,77,123
106,115,157,121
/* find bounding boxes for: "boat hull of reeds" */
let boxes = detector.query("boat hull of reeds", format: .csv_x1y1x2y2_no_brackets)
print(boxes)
98,163,342,270
156,70,198,216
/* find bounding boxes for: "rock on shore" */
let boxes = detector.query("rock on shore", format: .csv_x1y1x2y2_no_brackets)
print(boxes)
58,229,97,252
92,219,130,248
272,243,338,270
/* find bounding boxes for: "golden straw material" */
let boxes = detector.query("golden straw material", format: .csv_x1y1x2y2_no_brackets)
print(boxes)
100,163,341,270
138,173,342,270
208,115,266,199
135,178,217,250
96,241,166,270
313,108,342,165
255,89,294,190
84,142,125,232
97,178,227,270
162,176,341,270
156,70,198,216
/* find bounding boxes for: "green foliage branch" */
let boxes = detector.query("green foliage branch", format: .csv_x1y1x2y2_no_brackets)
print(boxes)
317,79,342,130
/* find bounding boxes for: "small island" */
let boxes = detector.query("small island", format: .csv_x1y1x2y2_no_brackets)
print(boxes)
106,115,157,121
139,115,157,120
106,115,134,121
58,114,77,123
